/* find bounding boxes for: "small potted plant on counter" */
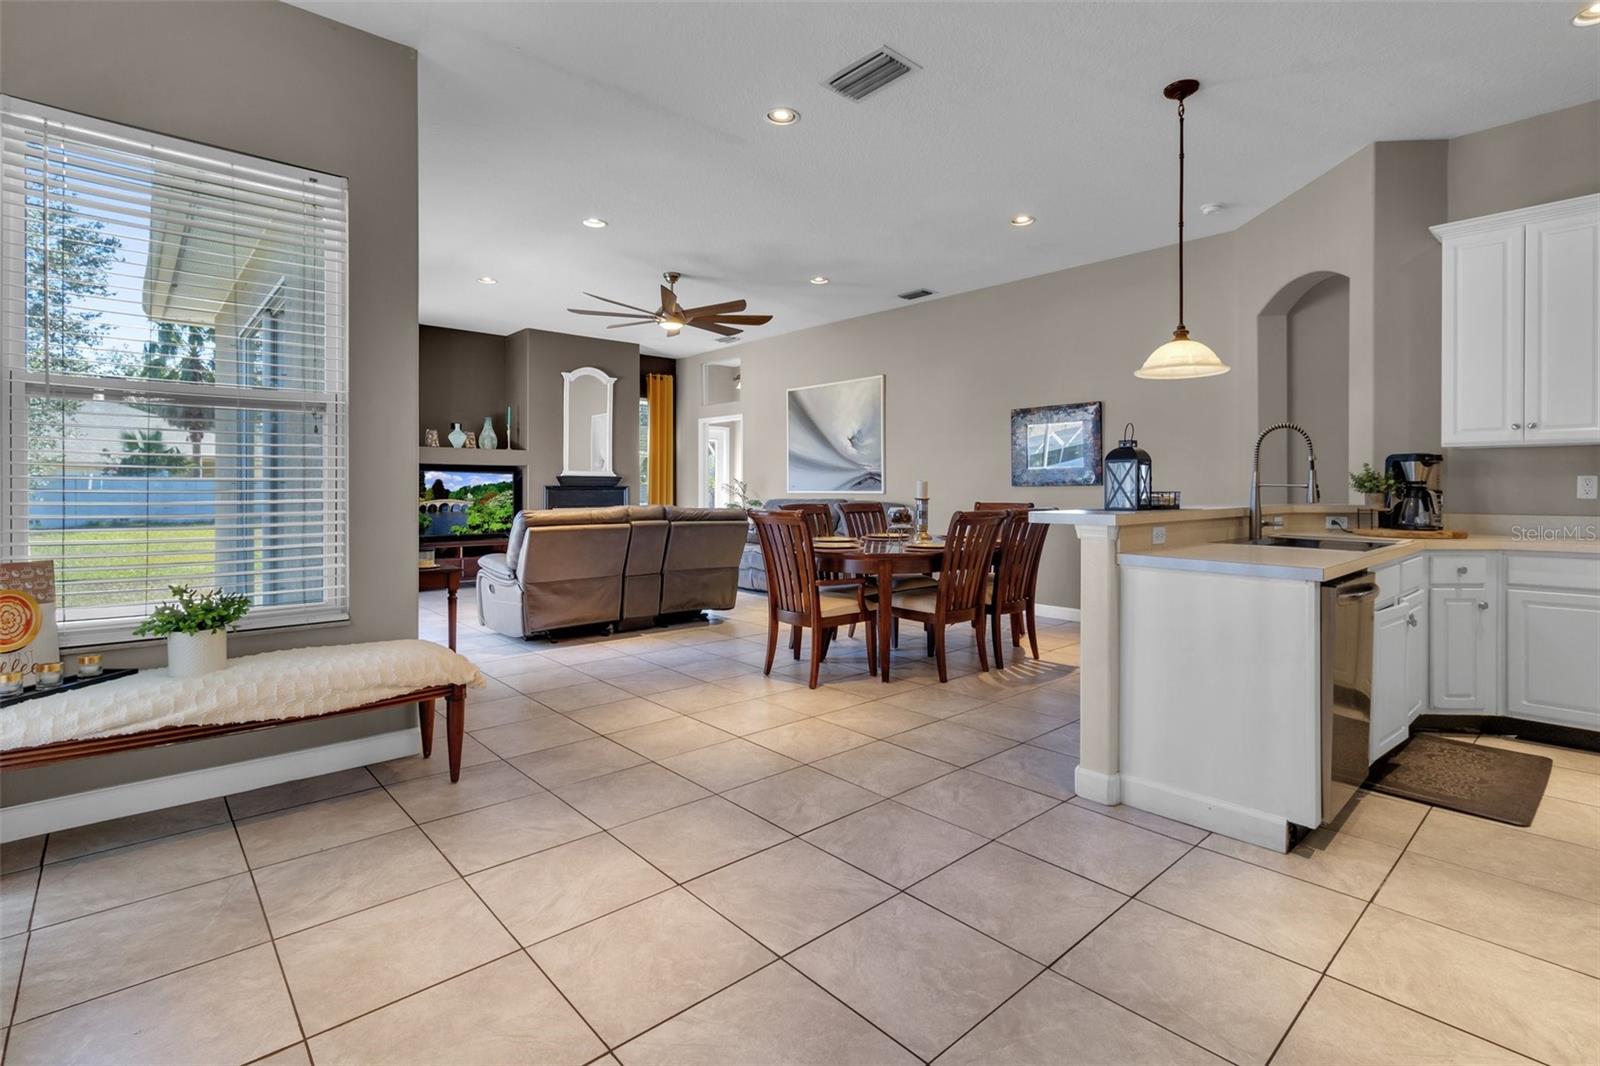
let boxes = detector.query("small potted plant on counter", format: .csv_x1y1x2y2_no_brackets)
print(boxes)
133,585,252,679
1349,463,1397,508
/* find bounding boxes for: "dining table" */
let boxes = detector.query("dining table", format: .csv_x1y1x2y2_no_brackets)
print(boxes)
813,537,945,683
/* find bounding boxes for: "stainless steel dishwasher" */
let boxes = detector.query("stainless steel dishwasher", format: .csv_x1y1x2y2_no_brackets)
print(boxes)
1318,571,1379,826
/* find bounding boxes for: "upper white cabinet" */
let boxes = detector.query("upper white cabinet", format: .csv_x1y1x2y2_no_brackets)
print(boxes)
1433,195,1600,448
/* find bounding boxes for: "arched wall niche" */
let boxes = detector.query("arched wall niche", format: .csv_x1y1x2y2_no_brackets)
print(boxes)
1256,271,1353,499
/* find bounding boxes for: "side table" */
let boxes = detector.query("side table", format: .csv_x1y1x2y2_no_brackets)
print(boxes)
417,563,462,650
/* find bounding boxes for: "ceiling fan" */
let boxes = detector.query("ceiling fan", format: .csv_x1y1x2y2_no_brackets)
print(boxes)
567,272,773,338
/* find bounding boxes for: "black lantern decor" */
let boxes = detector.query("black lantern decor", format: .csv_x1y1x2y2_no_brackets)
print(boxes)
1104,423,1153,512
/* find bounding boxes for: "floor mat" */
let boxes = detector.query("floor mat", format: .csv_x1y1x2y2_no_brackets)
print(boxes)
1367,734,1552,826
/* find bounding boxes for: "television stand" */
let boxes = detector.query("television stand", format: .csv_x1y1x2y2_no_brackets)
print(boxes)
424,536,508,581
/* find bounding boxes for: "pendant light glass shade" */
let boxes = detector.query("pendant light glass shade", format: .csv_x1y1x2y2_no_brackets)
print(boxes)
1136,328,1230,379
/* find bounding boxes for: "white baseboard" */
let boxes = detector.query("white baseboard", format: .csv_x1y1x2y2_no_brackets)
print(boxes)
1034,602,1081,622
1073,766,1121,805
0,729,419,843
1119,774,1289,852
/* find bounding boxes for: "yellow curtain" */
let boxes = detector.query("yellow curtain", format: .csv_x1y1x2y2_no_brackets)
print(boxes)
646,372,675,505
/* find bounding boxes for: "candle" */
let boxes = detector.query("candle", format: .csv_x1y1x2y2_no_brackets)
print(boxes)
76,654,103,678
0,671,23,696
35,662,63,688
915,480,928,499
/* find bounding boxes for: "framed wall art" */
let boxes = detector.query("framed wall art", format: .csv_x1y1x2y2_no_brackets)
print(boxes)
786,374,885,494
1010,401,1103,487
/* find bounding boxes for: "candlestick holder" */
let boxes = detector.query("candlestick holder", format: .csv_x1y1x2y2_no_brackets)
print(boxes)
913,496,932,543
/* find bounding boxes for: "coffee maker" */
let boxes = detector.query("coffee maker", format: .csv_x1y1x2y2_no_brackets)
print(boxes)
1381,453,1444,531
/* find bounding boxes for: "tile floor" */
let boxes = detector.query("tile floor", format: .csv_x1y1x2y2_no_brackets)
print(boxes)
0,589,1596,1065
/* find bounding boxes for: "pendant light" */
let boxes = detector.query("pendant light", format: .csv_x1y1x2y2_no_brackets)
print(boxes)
1136,79,1230,380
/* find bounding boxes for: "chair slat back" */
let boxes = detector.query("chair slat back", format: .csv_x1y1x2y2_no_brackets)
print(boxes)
938,510,1005,614
840,502,887,538
778,503,835,539
993,510,1034,608
975,500,1036,511
1018,518,1050,606
751,509,817,618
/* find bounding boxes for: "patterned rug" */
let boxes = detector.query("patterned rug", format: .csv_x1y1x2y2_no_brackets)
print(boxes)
1367,734,1552,826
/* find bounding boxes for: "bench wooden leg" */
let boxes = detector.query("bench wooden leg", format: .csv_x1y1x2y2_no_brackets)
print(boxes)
418,699,436,758
446,686,466,782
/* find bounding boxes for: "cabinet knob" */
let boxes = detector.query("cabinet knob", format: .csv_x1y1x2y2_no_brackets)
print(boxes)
1457,565,1468,575
1407,613,1418,627
1478,600,1489,610
1527,422,1538,429
1511,423,1522,430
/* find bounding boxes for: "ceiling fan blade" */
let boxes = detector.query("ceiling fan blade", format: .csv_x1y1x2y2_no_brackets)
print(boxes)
688,321,741,337
604,320,657,329
680,299,745,319
568,308,663,319
701,314,772,326
582,292,659,316
660,285,681,317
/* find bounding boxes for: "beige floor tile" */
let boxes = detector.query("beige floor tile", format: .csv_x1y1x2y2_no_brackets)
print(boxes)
1200,827,1402,900
609,668,702,698
1001,803,1190,894
804,801,987,887
2,931,25,1015
253,827,457,934
910,843,1125,964
690,697,811,735
610,716,736,760
1137,848,1366,969
949,703,1073,742
468,833,672,945
236,789,412,868
648,682,751,713
817,703,938,739
552,763,710,828
686,839,895,954
531,887,773,1045
307,953,604,1066
1376,852,1600,976
618,960,918,1066
531,679,636,714
509,736,647,788
470,713,598,758
1329,905,1600,1066
43,799,230,865
891,721,1016,766
461,694,549,730
1326,788,1430,849
1057,901,1317,1066
14,873,266,1022
252,1043,312,1066
368,733,498,785
385,759,542,823
749,719,874,762
1274,978,1539,1066
789,894,1039,1061
877,686,989,719
0,837,45,876
723,766,880,833
937,970,1226,1066
660,738,800,792
896,769,1059,838
1521,793,1600,850
1478,735,1600,774
497,663,593,695
276,880,517,1035
32,824,245,927
421,792,598,874
1547,765,1600,807
814,741,955,796
1,870,37,937
611,796,790,881
969,744,1077,801
993,680,1081,714
1028,721,1081,756
3,943,299,1066
765,685,870,714
563,695,681,734
1066,797,1207,844
1408,808,1600,902
228,767,379,819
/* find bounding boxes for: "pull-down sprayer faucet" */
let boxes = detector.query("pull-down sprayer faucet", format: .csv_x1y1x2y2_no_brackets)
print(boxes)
1250,422,1320,537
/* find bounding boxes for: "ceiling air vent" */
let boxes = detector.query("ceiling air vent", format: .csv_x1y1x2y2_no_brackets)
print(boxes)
898,288,935,301
828,46,918,101
715,336,740,344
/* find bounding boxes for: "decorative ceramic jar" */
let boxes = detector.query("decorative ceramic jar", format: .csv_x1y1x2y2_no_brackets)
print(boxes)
464,432,477,449
423,428,440,448
34,661,63,688
167,630,227,679
479,416,498,451
447,423,467,448
0,671,24,696
75,653,102,677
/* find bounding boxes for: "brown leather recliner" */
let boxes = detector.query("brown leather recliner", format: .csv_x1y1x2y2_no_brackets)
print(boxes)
660,507,749,615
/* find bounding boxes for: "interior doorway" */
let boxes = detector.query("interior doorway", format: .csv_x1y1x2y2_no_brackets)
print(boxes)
697,414,743,508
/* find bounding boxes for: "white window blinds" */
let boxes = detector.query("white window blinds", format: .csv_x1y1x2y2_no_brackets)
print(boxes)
1,98,350,645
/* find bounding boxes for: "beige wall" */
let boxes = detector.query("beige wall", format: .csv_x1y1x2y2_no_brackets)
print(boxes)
1,1,419,803
1286,276,1351,481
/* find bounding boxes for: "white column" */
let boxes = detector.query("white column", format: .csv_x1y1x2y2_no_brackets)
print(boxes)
1074,524,1122,803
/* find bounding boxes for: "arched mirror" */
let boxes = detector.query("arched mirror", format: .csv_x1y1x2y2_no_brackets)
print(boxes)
562,367,618,478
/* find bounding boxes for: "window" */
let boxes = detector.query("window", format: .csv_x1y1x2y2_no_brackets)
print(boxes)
638,396,650,502
1,98,350,644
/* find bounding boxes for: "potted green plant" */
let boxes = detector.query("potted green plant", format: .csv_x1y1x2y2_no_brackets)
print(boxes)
1349,463,1398,507
724,479,764,510
133,585,252,679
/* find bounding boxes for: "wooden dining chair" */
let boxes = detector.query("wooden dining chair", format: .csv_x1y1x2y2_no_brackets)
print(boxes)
751,509,877,688
979,509,1042,665
839,501,887,538
888,509,1005,682
975,500,1036,511
778,502,836,539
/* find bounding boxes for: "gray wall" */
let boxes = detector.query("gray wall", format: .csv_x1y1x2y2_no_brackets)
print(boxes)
1286,276,1351,482
419,325,516,447
1,0,419,803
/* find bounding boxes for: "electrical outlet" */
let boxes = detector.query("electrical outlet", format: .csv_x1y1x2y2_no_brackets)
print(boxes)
1579,475,1599,501
1326,515,1350,531
1151,526,1167,545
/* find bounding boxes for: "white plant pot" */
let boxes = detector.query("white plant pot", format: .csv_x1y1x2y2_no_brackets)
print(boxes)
167,629,228,679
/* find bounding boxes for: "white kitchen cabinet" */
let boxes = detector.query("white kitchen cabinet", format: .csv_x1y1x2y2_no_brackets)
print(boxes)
1505,552,1600,730
1372,588,1428,762
1433,195,1600,448
1430,584,1499,713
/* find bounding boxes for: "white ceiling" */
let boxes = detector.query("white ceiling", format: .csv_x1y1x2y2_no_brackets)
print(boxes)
298,1,1599,357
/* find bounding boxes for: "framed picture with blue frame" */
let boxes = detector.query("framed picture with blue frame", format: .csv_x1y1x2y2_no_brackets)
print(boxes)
1010,401,1103,487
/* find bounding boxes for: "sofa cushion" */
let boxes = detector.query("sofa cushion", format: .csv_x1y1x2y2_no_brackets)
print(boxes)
520,506,632,528
504,513,528,576
477,552,515,583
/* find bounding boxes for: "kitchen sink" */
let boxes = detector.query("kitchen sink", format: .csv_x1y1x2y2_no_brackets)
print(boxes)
1235,534,1401,552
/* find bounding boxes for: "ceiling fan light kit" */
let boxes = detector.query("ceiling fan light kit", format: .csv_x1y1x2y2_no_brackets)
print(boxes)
1136,78,1230,381
567,271,774,339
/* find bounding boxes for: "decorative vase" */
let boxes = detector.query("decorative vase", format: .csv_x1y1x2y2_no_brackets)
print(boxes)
506,405,514,449
479,416,498,451
423,428,440,448
464,431,477,449
167,629,227,679
447,423,466,448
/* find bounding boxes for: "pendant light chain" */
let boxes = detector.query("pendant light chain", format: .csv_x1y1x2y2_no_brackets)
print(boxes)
1176,96,1186,335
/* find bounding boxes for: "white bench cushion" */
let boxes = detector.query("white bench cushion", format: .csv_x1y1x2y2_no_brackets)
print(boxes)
2,639,482,751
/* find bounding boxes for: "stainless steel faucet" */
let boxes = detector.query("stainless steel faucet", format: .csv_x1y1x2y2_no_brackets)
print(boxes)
1250,422,1320,537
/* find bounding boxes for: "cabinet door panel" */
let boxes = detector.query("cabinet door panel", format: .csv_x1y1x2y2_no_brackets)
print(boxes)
1506,587,1600,729
1524,212,1600,445
1441,228,1524,446
1430,587,1498,712
1371,603,1412,762
1404,591,1428,724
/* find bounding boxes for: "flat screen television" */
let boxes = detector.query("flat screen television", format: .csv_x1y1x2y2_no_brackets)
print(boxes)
419,465,523,542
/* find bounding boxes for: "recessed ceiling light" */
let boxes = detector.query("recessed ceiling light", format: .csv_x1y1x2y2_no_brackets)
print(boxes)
1200,202,1227,215
476,276,497,285
809,275,830,285
1575,2,1600,25
581,217,608,228
765,107,800,126
1009,214,1036,227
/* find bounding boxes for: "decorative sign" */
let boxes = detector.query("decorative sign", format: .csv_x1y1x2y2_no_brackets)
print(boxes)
0,561,59,687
